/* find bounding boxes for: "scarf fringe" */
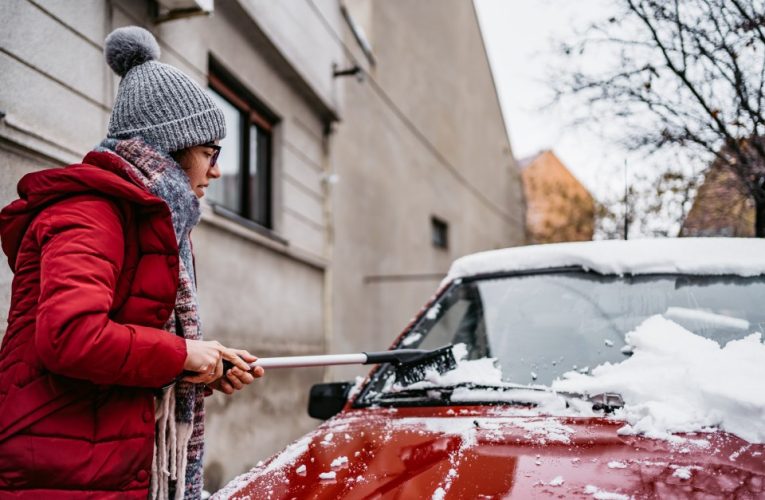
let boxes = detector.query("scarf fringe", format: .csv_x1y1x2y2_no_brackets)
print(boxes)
174,422,194,500
151,387,196,500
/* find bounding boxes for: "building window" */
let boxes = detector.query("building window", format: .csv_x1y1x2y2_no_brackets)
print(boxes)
431,216,449,249
208,62,277,228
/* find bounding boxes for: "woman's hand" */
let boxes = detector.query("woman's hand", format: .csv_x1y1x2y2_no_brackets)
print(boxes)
181,339,226,384
210,349,265,395
181,341,264,390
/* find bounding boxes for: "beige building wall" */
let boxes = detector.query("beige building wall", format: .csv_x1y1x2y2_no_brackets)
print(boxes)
329,0,525,379
0,0,525,491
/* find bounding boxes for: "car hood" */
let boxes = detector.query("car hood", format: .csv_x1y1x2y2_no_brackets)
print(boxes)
217,406,765,499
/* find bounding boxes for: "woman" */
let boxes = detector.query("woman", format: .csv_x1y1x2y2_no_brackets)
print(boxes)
0,27,263,499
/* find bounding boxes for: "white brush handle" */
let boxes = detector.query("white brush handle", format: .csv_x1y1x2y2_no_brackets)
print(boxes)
250,353,368,369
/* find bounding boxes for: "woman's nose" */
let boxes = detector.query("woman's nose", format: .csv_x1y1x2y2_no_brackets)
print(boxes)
209,163,222,179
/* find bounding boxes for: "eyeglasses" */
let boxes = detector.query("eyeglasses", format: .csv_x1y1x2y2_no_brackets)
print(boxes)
203,143,222,168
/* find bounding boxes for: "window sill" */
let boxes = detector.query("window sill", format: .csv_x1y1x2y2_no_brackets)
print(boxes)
199,202,327,270
211,203,287,244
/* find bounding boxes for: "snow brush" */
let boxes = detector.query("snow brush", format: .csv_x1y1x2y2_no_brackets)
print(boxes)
221,345,457,386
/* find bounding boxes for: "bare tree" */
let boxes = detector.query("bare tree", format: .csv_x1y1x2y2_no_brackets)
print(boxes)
595,166,702,238
555,0,765,236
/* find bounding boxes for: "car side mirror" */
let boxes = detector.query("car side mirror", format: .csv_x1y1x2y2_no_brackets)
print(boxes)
308,382,353,420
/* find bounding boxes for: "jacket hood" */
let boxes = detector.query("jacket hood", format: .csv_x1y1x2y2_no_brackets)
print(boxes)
217,407,765,499
0,151,165,271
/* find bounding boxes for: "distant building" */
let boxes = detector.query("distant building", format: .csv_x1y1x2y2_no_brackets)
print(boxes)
518,150,594,243
680,160,755,237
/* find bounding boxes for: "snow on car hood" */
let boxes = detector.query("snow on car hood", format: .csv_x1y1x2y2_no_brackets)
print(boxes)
214,407,765,499
443,238,765,285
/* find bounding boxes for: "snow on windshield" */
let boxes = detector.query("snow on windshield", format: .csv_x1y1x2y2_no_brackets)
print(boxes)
387,344,586,411
404,344,503,387
552,315,765,443
393,316,765,444
444,238,765,285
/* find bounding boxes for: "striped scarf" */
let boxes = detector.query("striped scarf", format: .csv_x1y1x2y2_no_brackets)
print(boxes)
98,137,205,500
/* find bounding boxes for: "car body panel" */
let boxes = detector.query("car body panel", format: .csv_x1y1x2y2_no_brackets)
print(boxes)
223,406,765,499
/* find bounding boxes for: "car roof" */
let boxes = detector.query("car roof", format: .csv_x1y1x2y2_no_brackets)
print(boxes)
444,237,765,284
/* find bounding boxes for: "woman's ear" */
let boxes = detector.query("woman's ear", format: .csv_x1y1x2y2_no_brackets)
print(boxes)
171,148,189,168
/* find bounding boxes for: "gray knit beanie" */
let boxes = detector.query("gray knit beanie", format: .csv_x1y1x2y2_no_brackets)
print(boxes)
104,26,225,153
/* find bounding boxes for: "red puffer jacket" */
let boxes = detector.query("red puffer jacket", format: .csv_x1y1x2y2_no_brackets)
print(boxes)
0,151,188,498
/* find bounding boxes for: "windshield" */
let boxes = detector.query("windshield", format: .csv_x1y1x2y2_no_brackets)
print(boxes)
357,270,765,405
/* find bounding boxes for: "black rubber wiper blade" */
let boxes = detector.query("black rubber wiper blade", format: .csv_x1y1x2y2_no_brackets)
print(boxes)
376,387,452,403
377,384,625,412
378,382,549,402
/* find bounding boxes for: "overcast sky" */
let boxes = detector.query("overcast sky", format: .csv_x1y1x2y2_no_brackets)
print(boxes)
474,0,626,198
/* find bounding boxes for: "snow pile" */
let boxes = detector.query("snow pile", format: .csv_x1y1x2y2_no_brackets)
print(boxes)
405,344,503,387
261,435,312,473
664,307,750,331
444,238,765,285
431,468,457,500
552,315,765,443
425,303,441,320
395,344,573,409
670,464,699,480
508,417,574,444
401,332,422,346
346,376,366,401
548,476,565,486
728,444,753,462
584,485,630,500
392,415,574,447
407,417,478,449
320,432,334,445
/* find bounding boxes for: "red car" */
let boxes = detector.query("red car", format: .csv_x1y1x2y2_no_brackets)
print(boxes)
216,239,765,499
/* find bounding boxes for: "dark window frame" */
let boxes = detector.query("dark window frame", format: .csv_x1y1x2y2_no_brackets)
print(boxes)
431,216,449,250
208,58,279,228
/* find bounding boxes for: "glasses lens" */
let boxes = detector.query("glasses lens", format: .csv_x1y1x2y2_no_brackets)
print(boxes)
211,148,220,167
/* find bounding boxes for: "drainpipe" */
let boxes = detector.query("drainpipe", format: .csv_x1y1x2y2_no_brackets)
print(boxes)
321,121,337,382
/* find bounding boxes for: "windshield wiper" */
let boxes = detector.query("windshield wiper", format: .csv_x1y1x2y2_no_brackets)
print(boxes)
585,392,624,413
376,383,625,413
376,382,552,405
551,390,624,413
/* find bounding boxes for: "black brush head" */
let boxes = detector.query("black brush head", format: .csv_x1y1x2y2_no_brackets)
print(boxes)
393,345,458,386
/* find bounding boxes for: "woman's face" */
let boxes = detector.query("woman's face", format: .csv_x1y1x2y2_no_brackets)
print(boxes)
176,142,221,198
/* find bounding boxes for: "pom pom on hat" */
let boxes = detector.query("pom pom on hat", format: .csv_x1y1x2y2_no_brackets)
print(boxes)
104,26,160,77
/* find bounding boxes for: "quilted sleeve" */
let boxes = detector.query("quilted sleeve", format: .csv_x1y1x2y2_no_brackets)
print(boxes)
33,195,187,387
